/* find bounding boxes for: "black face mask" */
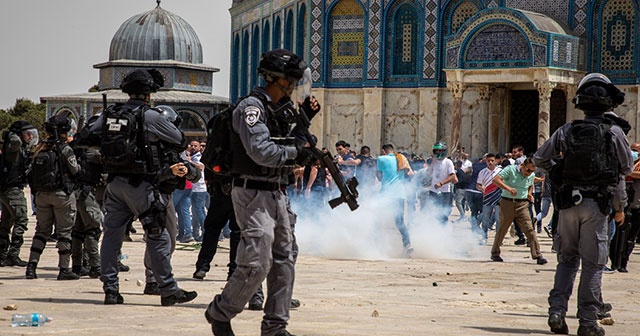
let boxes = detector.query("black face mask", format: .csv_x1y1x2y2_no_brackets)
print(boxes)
267,96,297,124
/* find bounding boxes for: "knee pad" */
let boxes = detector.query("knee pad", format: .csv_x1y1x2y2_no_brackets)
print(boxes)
85,228,102,241
8,236,24,248
71,230,86,240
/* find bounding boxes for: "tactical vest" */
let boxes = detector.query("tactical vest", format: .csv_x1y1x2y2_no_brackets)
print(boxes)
74,146,104,186
562,119,619,187
101,103,163,176
229,94,296,178
31,147,62,192
0,132,27,190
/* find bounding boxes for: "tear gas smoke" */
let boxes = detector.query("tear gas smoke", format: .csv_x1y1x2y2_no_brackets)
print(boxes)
293,182,486,261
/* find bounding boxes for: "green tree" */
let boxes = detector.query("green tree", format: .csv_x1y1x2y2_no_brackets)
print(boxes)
0,98,46,134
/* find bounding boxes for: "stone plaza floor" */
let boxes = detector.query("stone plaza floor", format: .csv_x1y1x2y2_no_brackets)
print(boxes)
1,206,640,335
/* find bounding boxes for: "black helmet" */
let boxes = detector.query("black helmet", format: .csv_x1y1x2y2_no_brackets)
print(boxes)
120,69,164,94
433,141,448,160
258,49,307,83
9,120,35,134
155,105,182,127
572,73,625,114
44,115,72,134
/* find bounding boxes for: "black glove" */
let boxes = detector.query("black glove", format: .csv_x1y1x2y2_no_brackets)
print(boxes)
301,96,321,122
295,144,315,166
183,161,201,183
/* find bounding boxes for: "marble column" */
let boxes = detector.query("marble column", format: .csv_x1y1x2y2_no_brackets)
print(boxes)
562,84,578,123
447,81,466,154
310,88,326,148
489,86,506,153
473,85,492,157
418,88,439,155
362,88,384,155
534,80,556,148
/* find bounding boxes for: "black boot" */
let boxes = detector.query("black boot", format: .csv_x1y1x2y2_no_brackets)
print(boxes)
57,268,80,280
144,282,160,295
2,255,27,267
577,325,605,336
0,249,7,267
118,261,130,272
88,266,101,278
205,307,235,336
548,313,568,335
161,289,198,306
72,265,89,277
25,262,37,279
104,290,124,305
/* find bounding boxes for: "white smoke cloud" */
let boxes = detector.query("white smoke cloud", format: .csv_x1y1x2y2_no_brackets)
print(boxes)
293,182,486,261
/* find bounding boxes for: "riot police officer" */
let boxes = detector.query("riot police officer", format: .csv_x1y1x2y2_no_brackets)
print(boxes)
205,49,319,336
70,119,104,278
534,73,633,336
84,69,197,306
0,120,38,267
142,105,201,295
26,115,80,280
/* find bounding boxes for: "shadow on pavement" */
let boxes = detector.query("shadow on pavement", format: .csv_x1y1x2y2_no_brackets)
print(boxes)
464,326,551,334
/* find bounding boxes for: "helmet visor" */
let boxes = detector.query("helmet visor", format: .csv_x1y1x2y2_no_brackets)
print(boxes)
433,149,446,159
23,128,39,151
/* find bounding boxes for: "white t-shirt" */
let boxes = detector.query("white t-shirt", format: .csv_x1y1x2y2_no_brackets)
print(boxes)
190,152,207,193
427,158,455,193
460,159,472,173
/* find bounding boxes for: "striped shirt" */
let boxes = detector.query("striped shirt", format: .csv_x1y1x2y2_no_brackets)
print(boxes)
477,166,502,206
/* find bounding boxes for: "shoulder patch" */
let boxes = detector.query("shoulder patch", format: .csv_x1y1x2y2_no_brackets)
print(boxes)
244,106,261,127
67,155,78,168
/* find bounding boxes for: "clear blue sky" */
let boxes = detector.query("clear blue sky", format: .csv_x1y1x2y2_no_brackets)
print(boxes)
0,0,232,109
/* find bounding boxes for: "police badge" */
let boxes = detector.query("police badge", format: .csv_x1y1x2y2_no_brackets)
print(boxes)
244,106,261,127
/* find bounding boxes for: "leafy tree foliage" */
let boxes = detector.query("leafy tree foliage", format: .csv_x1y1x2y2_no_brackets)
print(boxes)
0,98,46,134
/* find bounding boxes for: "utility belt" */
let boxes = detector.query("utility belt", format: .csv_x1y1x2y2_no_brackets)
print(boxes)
233,178,283,192
556,187,610,215
502,197,529,202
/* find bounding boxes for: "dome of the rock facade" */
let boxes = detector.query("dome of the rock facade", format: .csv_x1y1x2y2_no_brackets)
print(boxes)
109,3,203,63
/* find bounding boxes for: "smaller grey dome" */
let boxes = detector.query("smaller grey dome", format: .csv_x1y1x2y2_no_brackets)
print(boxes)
109,3,203,64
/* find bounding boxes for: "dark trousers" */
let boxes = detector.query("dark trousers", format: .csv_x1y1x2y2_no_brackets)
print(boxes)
465,191,483,230
619,208,640,269
195,188,240,278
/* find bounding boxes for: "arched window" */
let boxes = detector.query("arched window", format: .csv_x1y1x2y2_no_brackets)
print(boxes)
450,1,478,34
296,4,307,58
593,0,636,80
231,34,240,101
251,26,260,88
463,24,531,68
326,0,365,84
263,20,271,54
273,16,282,49
177,109,207,139
284,10,294,51
241,30,250,96
387,2,419,78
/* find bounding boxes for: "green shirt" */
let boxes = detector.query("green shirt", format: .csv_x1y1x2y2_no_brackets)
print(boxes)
498,164,534,199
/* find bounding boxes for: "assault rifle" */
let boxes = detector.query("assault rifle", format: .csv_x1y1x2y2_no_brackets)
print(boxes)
293,105,359,211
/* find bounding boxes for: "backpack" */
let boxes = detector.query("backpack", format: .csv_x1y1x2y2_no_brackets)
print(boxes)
201,104,234,177
0,132,8,189
30,148,61,192
201,93,266,178
562,119,618,186
101,104,147,174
